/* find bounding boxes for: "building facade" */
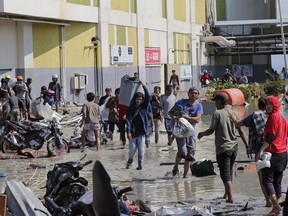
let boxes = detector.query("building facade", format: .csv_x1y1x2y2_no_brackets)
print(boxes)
0,0,209,102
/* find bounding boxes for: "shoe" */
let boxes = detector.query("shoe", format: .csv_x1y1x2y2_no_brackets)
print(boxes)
172,168,179,176
167,142,172,146
136,166,142,170
122,141,126,147
126,163,132,169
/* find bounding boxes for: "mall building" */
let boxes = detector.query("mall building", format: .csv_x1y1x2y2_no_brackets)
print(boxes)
0,0,287,102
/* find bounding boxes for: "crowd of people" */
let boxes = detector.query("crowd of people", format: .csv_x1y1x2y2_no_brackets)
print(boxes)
81,71,287,215
198,93,287,216
1,68,286,215
0,74,62,122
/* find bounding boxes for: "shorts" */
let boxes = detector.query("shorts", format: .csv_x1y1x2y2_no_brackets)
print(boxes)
164,118,173,135
216,145,238,182
83,123,100,131
176,136,196,161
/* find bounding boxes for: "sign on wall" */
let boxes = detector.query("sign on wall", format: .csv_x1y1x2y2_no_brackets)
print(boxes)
145,48,161,65
180,64,192,79
110,45,134,64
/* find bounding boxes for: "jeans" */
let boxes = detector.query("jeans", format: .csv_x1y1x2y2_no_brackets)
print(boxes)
153,118,161,143
127,135,145,168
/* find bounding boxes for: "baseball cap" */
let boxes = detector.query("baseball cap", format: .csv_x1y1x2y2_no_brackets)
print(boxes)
211,92,229,103
188,87,199,94
5,74,11,79
165,84,173,90
105,86,112,91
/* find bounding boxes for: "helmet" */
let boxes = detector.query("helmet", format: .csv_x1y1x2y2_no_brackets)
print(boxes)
52,74,58,79
41,86,47,91
5,74,11,79
16,76,23,81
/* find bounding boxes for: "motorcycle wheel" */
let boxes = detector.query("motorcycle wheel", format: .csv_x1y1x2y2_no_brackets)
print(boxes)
2,140,11,153
2,136,21,153
47,138,70,157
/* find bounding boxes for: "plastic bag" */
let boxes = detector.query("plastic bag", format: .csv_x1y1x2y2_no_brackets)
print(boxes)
190,159,216,177
172,117,195,138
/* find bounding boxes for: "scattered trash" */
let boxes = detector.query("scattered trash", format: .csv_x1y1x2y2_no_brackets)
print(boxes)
147,206,213,216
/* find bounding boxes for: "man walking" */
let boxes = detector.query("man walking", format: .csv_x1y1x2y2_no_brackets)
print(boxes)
198,92,246,203
126,80,150,170
160,84,176,146
169,87,203,178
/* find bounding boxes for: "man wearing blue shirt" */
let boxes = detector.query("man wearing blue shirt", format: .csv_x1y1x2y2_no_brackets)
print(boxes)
169,87,203,178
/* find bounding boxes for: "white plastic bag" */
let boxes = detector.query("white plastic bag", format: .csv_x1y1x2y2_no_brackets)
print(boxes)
172,117,195,138
100,96,110,121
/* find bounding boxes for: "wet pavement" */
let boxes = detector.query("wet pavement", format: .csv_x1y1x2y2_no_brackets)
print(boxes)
0,101,288,215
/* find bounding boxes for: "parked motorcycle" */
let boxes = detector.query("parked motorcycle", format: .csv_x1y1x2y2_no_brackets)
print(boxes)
44,160,134,216
68,123,112,149
1,117,70,155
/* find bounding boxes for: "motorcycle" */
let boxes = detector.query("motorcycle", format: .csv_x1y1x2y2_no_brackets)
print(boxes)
68,122,112,149
44,160,134,216
1,117,70,155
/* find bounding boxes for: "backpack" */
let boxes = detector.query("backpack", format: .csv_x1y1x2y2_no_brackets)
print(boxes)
14,81,24,93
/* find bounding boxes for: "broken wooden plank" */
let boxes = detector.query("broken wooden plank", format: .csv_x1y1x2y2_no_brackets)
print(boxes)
5,180,51,216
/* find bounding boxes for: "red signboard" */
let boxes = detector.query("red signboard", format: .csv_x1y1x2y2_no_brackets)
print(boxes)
145,48,161,64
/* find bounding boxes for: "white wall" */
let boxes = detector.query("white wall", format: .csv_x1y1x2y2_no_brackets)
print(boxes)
143,0,162,18
148,30,167,64
0,20,18,68
2,0,98,23
226,0,271,21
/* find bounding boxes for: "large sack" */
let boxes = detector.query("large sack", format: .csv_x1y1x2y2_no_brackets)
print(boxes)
172,117,195,138
190,159,216,177
31,100,62,121
119,75,144,106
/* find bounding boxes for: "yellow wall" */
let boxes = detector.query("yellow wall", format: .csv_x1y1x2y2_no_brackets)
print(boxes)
130,0,137,13
33,23,60,68
174,0,186,21
65,23,96,67
195,0,206,24
177,34,184,64
173,33,191,64
109,24,115,45
93,0,99,7
67,0,90,6
162,0,167,18
144,29,149,48
111,0,129,12
128,27,138,67
117,26,126,45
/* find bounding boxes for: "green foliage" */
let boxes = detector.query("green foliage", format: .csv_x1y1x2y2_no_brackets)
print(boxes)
246,83,264,98
262,79,285,96
205,79,285,100
238,86,251,100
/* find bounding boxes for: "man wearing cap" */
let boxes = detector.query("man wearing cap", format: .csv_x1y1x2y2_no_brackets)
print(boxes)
99,87,112,132
169,87,203,178
99,87,112,106
198,92,246,204
160,84,176,146
13,76,28,120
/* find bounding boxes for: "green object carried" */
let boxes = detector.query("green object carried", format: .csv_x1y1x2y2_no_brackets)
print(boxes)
190,159,216,177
